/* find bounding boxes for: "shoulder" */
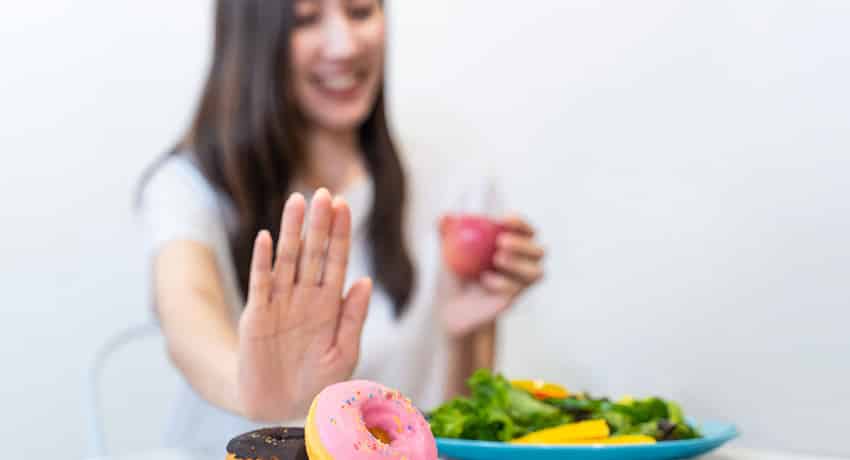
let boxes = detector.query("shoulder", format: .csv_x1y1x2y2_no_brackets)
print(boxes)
138,153,232,250
140,153,219,210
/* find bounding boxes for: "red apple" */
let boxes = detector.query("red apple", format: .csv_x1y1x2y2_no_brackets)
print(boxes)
440,214,504,279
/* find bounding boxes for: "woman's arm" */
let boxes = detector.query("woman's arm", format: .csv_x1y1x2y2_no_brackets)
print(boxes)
153,240,243,416
474,321,497,370
151,191,372,422
444,321,497,399
440,214,544,400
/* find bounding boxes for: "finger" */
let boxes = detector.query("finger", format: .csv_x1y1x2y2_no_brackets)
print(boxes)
497,232,545,260
493,251,544,284
322,196,352,291
480,271,523,297
246,230,273,310
437,214,453,236
298,188,333,285
335,277,373,353
499,213,535,236
273,193,306,292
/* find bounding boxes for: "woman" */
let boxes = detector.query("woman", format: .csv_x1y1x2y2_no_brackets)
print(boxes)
139,0,545,453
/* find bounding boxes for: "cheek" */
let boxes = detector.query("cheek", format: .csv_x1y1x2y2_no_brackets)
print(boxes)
289,33,320,110
289,34,313,79
359,19,386,65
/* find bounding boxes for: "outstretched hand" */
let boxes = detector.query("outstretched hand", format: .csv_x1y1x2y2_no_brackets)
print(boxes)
237,189,372,421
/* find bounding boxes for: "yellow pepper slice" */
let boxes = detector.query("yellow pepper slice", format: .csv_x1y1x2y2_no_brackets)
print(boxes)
510,420,610,445
617,395,635,406
511,379,569,400
563,435,657,445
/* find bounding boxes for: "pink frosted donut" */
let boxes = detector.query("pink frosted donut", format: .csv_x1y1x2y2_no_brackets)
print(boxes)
305,380,437,460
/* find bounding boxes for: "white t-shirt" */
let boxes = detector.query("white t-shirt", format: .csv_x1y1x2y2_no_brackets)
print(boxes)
139,152,501,454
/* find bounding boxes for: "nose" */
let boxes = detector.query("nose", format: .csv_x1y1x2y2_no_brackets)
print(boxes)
321,12,357,60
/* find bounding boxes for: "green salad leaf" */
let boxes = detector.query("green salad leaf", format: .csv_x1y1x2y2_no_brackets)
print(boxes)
428,369,701,442
428,369,572,441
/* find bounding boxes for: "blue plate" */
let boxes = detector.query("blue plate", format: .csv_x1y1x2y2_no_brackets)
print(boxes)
436,420,738,460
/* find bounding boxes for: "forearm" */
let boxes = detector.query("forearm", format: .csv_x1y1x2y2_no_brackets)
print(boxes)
153,242,248,417
444,321,497,399
474,321,496,370
159,293,242,416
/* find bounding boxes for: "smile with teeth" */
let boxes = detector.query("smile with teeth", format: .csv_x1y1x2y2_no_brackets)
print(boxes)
314,70,368,92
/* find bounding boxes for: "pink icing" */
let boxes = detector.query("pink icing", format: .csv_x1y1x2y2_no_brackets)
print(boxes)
313,380,437,460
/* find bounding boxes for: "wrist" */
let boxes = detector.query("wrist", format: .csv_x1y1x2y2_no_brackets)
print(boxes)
237,388,298,423
236,358,299,422
445,320,493,342
447,330,476,349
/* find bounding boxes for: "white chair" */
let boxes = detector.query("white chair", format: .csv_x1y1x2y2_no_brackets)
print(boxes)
85,320,163,459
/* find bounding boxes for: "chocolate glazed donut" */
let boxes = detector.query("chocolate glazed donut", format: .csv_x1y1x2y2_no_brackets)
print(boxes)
226,427,308,460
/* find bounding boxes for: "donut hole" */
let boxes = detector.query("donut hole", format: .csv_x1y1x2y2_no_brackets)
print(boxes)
361,402,399,446
367,426,393,445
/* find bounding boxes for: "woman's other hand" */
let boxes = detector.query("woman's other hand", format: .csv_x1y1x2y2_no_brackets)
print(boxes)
440,214,544,337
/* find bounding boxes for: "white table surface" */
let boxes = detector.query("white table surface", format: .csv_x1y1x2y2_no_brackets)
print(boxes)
85,446,849,460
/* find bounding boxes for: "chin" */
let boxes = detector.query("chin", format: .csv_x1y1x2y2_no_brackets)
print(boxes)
309,103,377,132
326,112,371,131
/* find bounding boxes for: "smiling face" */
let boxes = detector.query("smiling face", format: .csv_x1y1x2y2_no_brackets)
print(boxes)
289,0,386,133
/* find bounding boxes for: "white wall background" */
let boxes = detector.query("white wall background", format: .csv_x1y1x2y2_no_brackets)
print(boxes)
1,1,848,459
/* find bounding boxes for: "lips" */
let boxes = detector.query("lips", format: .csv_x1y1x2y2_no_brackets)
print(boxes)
321,74,358,90
312,69,369,99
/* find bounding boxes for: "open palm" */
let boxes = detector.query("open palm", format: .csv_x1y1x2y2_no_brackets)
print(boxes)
237,189,372,421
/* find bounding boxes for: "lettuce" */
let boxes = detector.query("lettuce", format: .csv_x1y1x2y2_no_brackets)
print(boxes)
429,369,571,441
428,369,700,442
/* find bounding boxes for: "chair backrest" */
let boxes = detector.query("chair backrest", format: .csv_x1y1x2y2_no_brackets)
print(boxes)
85,320,167,458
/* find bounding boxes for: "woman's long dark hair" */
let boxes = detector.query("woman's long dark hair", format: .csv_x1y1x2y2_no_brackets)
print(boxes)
142,0,414,316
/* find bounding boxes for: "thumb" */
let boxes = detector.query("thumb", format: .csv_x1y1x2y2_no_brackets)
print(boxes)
335,277,372,352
